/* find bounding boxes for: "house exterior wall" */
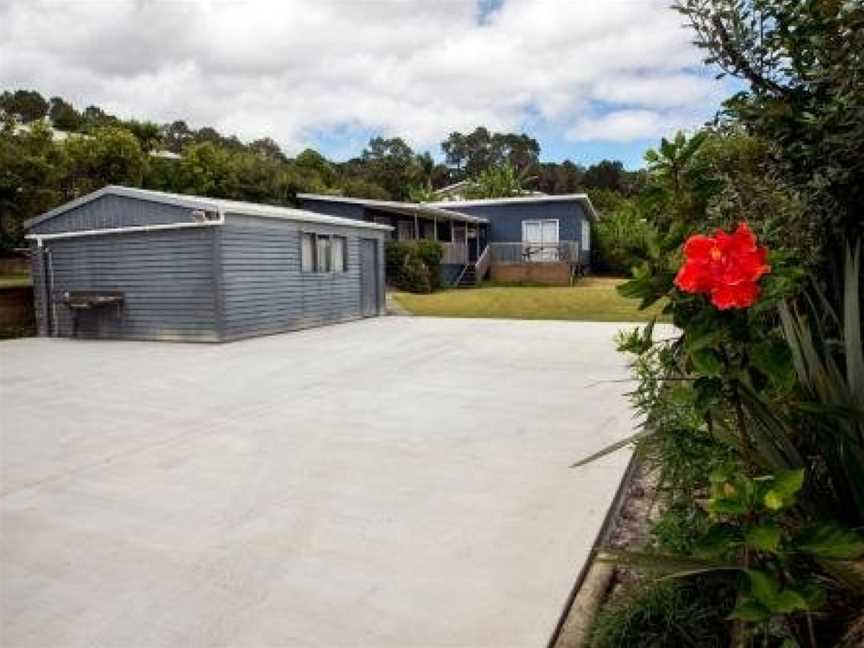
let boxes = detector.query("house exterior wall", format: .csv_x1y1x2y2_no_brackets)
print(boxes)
218,214,386,341
31,227,220,342
438,200,591,264
296,198,367,222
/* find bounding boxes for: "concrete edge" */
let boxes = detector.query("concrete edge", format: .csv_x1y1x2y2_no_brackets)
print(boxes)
547,451,640,648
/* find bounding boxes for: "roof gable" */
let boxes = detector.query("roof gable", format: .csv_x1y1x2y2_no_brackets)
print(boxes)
24,186,392,232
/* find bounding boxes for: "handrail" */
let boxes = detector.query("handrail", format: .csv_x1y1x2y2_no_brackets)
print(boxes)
453,263,469,286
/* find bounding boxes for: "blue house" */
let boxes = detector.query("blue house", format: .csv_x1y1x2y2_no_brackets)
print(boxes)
297,193,597,286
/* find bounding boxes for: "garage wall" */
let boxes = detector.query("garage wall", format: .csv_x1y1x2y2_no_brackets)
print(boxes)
33,228,220,342
219,215,386,341
28,194,203,235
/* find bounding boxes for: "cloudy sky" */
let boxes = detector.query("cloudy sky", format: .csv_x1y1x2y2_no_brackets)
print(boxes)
0,0,732,167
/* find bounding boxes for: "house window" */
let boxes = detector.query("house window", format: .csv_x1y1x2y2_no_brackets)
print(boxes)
301,233,315,272
522,219,559,262
397,221,415,241
332,236,347,273
581,218,591,251
301,233,349,273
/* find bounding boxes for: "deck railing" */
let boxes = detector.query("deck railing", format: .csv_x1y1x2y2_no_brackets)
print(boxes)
440,242,469,265
488,241,580,264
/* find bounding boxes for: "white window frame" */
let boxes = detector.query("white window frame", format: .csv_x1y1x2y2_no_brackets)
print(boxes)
521,219,560,262
301,232,349,274
521,219,559,244
581,218,591,251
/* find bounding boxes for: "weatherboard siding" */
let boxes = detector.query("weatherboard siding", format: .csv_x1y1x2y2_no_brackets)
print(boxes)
28,194,199,234
295,198,367,222
219,215,385,341
439,199,591,265
34,228,219,341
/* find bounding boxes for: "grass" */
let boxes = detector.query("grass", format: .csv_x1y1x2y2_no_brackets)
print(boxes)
0,274,32,288
393,277,668,323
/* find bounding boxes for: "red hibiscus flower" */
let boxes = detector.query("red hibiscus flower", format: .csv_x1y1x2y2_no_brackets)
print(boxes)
674,223,770,309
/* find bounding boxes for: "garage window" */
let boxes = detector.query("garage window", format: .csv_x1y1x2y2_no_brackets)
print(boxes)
302,233,348,273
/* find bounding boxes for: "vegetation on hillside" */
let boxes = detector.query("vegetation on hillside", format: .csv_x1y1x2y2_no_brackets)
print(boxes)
0,90,645,255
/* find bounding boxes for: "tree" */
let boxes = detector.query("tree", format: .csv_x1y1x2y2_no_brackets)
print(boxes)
0,89,49,123
441,127,540,178
462,164,528,199
64,127,147,194
48,97,82,131
122,120,163,153
583,159,627,192
174,141,236,197
161,120,193,153
0,120,67,252
339,178,391,200
294,148,336,186
360,136,420,200
675,0,864,245
535,160,585,195
249,137,286,162
80,105,119,130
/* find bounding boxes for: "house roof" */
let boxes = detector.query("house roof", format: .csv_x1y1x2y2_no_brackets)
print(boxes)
24,186,393,232
426,193,599,220
297,193,489,224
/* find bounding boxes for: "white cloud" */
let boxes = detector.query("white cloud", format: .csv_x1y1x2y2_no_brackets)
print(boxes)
0,0,721,156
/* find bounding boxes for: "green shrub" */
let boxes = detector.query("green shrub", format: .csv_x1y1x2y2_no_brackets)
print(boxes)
384,240,442,293
413,240,443,291
592,201,656,275
589,575,736,648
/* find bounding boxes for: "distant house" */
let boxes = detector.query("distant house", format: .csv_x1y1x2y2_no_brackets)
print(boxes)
431,181,473,202
12,122,180,160
297,193,597,287
431,180,547,202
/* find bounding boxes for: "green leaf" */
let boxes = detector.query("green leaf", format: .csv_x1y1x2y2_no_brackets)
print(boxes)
763,469,805,510
750,340,796,390
729,598,771,621
747,569,780,606
685,314,726,352
709,498,749,516
772,589,810,613
746,523,782,553
696,523,742,556
690,348,724,377
746,570,809,613
791,521,864,559
693,376,722,412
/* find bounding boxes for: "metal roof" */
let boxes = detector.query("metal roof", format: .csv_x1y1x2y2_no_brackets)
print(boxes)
297,193,489,224
425,193,599,220
24,186,394,232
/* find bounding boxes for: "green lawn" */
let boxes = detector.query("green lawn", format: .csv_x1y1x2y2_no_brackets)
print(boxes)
0,274,31,288
393,277,668,323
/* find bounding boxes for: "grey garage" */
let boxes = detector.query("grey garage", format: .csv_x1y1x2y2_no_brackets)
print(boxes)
23,186,390,342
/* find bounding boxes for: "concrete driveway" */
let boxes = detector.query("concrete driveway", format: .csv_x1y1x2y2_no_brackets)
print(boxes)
0,317,635,647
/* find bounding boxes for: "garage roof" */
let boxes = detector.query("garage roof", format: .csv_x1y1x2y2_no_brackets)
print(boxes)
24,186,394,232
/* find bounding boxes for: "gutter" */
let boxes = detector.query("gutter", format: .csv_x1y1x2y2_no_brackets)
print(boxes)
26,209,226,248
